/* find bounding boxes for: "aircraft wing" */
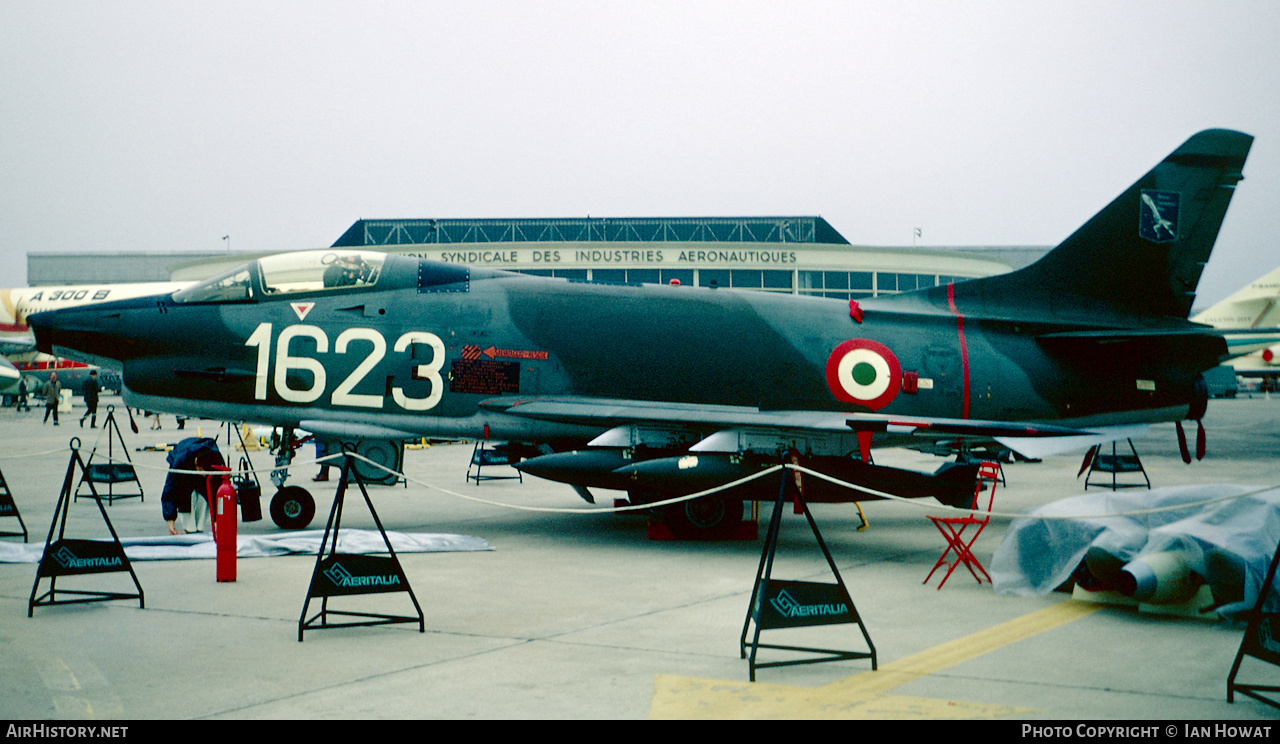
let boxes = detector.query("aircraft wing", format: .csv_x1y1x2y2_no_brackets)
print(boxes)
1216,330,1280,358
483,395,1098,444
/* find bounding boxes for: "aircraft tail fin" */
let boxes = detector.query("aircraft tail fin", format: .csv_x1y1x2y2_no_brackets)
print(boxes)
946,129,1252,322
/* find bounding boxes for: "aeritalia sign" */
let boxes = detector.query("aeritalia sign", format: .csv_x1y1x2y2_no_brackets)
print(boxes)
38,539,131,577
755,580,858,630
310,555,409,597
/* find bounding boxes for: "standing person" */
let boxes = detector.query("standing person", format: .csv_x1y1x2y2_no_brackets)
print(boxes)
41,372,60,425
79,370,100,428
16,378,29,412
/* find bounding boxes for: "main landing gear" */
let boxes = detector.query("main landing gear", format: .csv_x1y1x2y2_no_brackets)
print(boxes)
265,428,317,530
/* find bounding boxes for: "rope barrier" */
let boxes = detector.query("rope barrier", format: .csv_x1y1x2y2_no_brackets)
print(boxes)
76,445,1280,522
0,447,74,461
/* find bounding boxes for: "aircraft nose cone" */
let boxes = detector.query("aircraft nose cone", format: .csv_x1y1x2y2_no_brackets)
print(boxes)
27,310,55,355
516,449,637,490
27,301,144,364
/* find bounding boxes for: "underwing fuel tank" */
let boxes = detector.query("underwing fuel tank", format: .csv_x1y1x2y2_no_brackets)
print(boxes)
515,449,645,492
615,453,979,506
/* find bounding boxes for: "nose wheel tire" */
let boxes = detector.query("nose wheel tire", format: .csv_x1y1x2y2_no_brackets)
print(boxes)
270,486,315,530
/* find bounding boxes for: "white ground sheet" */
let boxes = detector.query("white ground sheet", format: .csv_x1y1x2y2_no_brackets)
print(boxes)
0,530,491,563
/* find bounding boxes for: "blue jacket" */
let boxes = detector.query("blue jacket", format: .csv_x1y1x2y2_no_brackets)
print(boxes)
160,437,224,520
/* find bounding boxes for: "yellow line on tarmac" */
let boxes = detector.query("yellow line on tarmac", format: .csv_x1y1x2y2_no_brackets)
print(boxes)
650,599,1101,719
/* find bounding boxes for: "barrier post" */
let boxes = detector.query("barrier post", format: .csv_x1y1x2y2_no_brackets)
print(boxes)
297,449,424,641
740,462,876,681
0,466,28,542
1227,537,1280,709
74,407,144,504
28,438,144,616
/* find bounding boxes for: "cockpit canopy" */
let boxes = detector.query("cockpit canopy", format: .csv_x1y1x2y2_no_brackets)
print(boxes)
173,250,387,303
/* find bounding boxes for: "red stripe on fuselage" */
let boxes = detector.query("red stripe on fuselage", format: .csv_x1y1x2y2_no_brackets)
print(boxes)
946,283,971,419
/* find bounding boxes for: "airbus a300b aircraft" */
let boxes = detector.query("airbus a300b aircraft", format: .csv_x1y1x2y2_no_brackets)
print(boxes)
31,130,1253,534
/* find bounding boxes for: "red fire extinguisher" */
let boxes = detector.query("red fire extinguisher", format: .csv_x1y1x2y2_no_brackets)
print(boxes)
208,469,237,582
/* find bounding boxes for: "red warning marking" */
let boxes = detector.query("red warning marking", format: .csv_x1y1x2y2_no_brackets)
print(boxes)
482,346,549,361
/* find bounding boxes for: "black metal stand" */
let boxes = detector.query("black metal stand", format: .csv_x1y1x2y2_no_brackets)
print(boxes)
1084,439,1150,490
298,451,424,641
467,440,522,484
0,466,28,542
29,438,144,616
74,407,144,504
1227,537,1280,709
740,464,876,681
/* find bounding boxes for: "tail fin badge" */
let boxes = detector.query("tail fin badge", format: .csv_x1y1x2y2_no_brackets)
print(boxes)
826,339,902,411
1139,190,1180,243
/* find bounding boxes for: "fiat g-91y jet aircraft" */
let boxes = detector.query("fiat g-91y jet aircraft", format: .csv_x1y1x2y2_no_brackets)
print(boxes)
31,130,1253,534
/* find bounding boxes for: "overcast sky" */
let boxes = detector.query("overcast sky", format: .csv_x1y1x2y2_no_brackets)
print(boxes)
2,1,1277,307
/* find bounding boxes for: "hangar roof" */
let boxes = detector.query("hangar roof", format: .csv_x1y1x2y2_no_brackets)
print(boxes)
332,216,850,247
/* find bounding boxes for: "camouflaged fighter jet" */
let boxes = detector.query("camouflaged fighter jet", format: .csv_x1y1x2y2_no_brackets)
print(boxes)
30,130,1254,534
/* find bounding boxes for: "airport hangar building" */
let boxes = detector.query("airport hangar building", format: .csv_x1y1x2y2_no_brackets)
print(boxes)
28,216,1050,295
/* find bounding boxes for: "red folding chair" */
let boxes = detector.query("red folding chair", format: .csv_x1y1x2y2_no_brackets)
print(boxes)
924,461,1001,589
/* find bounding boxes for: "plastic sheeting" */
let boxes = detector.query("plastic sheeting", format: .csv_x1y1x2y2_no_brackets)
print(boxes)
990,484,1280,621
0,529,491,563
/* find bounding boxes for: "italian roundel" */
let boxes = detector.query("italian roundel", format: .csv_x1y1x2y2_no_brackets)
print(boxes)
825,338,902,410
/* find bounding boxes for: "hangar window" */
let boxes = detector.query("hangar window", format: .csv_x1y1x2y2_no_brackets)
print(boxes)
899,273,936,291
823,271,849,293
591,269,627,284
661,269,693,286
880,273,937,293
173,267,253,304
762,270,793,290
512,268,590,281
797,271,874,299
625,269,659,284
259,250,385,294
699,268,730,288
